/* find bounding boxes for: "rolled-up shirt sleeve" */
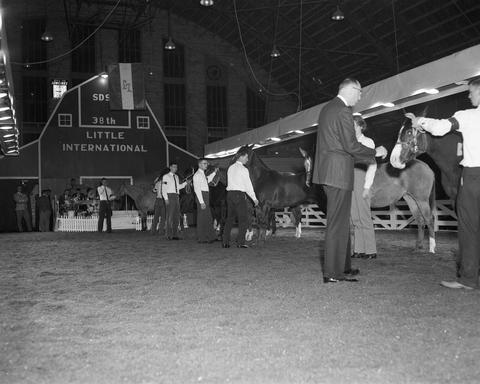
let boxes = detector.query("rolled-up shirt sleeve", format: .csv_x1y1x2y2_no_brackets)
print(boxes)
418,116,456,136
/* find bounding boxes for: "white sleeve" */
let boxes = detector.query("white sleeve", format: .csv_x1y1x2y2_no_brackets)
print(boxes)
161,176,168,200
207,172,216,183
419,117,452,136
364,163,377,189
193,174,204,204
243,167,257,202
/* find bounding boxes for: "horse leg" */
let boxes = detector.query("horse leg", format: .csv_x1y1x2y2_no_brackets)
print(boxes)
292,206,303,238
403,195,425,250
256,203,270,243
141,212,148,231
265,209,275,238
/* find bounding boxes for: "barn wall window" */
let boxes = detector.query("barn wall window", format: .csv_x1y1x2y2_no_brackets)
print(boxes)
119,29,142,63
246,87,266,129
71,25,96,73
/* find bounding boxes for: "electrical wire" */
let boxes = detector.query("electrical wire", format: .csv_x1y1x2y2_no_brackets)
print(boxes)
232,0,300,106
11,0,122,67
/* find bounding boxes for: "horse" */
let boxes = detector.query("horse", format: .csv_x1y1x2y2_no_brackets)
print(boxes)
236,145,326,241
299,147,437,252
390,115,463,201
118,170,196,231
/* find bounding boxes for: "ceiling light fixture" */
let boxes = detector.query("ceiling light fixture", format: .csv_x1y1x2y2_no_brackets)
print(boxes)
41,30,53,42
200,0,214,6
331,5,344,21
270,45,281,58
164,8,176,50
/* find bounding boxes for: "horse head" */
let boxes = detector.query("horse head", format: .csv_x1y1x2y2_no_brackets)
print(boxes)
299,147,313,187
390,112,428,169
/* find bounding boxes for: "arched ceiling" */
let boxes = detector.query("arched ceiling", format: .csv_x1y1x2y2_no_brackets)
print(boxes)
67,0,480,109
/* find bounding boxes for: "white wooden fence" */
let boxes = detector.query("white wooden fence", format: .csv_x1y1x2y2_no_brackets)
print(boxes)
274,199,457,231
55,200,457,232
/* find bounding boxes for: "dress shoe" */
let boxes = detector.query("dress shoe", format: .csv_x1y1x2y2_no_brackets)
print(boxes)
362,253,377,259
323,277,339,283
222,243,230,248
352,253,365,258
440,281,473,290
237,244,249,248
344,268,360,276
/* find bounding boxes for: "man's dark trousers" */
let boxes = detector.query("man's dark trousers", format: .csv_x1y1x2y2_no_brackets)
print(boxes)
151,198,165,234
98,200,112,232
165,193,180,238
322,185,352,279
196,191,217,242
457,167,480,288
223,191,248,246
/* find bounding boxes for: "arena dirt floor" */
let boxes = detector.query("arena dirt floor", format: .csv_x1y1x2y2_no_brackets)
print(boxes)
1,227,480,384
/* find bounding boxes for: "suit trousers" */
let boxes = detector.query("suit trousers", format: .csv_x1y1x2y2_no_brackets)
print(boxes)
98,201,112,232
457,167,480,288
195,191,217,242
151,198,165,234
39,210,51,232
165,193,180,238
351,169,376,254
222,191,248,246
16,209,32,232
322,185,352,279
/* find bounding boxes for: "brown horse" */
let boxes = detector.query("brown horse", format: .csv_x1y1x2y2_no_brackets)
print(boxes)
118,183,156,231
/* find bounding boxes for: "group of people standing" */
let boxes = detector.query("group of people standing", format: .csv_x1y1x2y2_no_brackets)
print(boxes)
315,76,480,290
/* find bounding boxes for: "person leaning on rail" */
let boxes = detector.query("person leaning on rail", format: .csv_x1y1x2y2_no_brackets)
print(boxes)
407,77,480,290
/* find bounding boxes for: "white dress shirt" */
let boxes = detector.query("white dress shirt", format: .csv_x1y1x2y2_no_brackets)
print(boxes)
418,106,480,167
226,161,258,202
97,185,114,201
161,172,186,200
357,134,377,189
152,180,163,199
193,169,216,204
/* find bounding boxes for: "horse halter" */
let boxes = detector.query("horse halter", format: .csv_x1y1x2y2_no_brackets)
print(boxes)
396,124,425,156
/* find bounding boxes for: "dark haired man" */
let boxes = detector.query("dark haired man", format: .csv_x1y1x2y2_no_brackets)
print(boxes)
162,163,187,240
409,78,480,290
97,178,116,233
193,158,218,243
312,78,387,283
222,148,259,248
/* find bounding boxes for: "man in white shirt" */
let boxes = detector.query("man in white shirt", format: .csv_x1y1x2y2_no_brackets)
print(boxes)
151,172,166,236
193,158,218,243
351,115,378,259
162,163,187,240
409,77,480,290
97,178,116,233
222,147,259,248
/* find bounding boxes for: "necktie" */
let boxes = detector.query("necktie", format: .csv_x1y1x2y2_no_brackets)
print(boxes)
174,175,178,194
104,186,109,201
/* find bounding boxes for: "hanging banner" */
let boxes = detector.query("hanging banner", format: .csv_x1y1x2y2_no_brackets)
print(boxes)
108,63,146,110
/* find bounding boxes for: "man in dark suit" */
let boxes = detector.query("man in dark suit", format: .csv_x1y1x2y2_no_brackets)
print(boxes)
313,78,387,283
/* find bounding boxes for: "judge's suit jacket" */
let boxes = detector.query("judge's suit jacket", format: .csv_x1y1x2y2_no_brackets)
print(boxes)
312,97,376,191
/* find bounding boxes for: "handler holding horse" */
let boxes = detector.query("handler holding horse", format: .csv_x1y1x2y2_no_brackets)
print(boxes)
407,78,480,290
222,147,259,248
313,78,387,284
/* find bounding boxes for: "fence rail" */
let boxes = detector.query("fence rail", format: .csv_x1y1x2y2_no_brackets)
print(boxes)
274,199,457,231
55,200,457,232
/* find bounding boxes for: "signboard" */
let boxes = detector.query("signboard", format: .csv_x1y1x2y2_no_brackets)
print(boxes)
78,77,131,129
52,79,68,99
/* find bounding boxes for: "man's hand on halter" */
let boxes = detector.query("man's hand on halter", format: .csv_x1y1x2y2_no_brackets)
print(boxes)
405,112,426,130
